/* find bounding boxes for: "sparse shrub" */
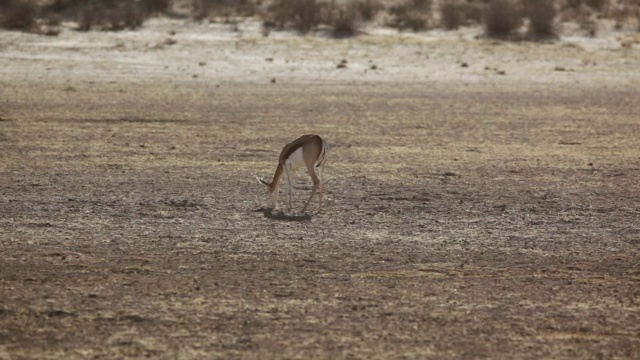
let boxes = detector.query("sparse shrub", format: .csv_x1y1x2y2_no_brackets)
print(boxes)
263,0,383,37
356,0,382,21
43,12,62,26
484,0,522,38
448,0,486,27
388,0,433,31
0,0,37,31
565,0,609,12
192,0,256,21
44,0,82,13
561,0,609,24
325,1,361,38
440,0,488,30
77,0,145,31
114,1,146,29
407,0,432,12
610,1,640,30
139,0,172,14
524,0,557,39
76,4,98,31
440,1,464,30
264,0,324,33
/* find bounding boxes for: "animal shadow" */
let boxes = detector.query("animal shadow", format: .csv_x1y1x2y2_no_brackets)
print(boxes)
254,207,312,222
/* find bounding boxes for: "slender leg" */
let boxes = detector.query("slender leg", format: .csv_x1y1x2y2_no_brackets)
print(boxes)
285,164,293,212
317,165,324,213
302,162,320,213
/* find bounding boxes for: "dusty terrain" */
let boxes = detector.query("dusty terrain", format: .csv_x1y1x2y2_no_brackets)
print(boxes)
1,18,639,359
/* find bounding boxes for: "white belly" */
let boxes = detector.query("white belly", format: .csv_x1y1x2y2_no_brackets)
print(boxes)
285,147,305,172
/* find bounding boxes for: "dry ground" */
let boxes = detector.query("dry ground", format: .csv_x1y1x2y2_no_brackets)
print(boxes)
1,18,640,359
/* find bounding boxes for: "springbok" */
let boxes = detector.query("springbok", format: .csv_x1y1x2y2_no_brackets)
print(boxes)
256,134,330,213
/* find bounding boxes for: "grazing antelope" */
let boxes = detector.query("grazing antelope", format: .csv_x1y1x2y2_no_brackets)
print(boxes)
256,134,330,213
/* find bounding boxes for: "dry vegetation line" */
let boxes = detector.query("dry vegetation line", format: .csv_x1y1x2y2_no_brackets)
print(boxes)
2,0,640,39
257,134,330,215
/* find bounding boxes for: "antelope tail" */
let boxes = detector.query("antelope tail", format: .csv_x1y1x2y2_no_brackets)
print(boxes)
316,139,330,168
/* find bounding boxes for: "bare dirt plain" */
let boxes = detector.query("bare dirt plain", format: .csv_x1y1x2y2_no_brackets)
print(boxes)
1,18,640,359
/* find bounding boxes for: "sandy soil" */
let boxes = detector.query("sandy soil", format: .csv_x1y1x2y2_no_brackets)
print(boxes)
1,18,639,359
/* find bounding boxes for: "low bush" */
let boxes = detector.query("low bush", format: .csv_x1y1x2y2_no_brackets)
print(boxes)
524,0,557,39
565,0,609,12
192,0,256,21
0,0,37,31
325,1,361,38
356,0,382,22
77,1,145,31
139,0,172,14
440,1,464,30
484,0,522,38
440,1,487,30
263,0,379,37
264,0,324,32
388,0,433,31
